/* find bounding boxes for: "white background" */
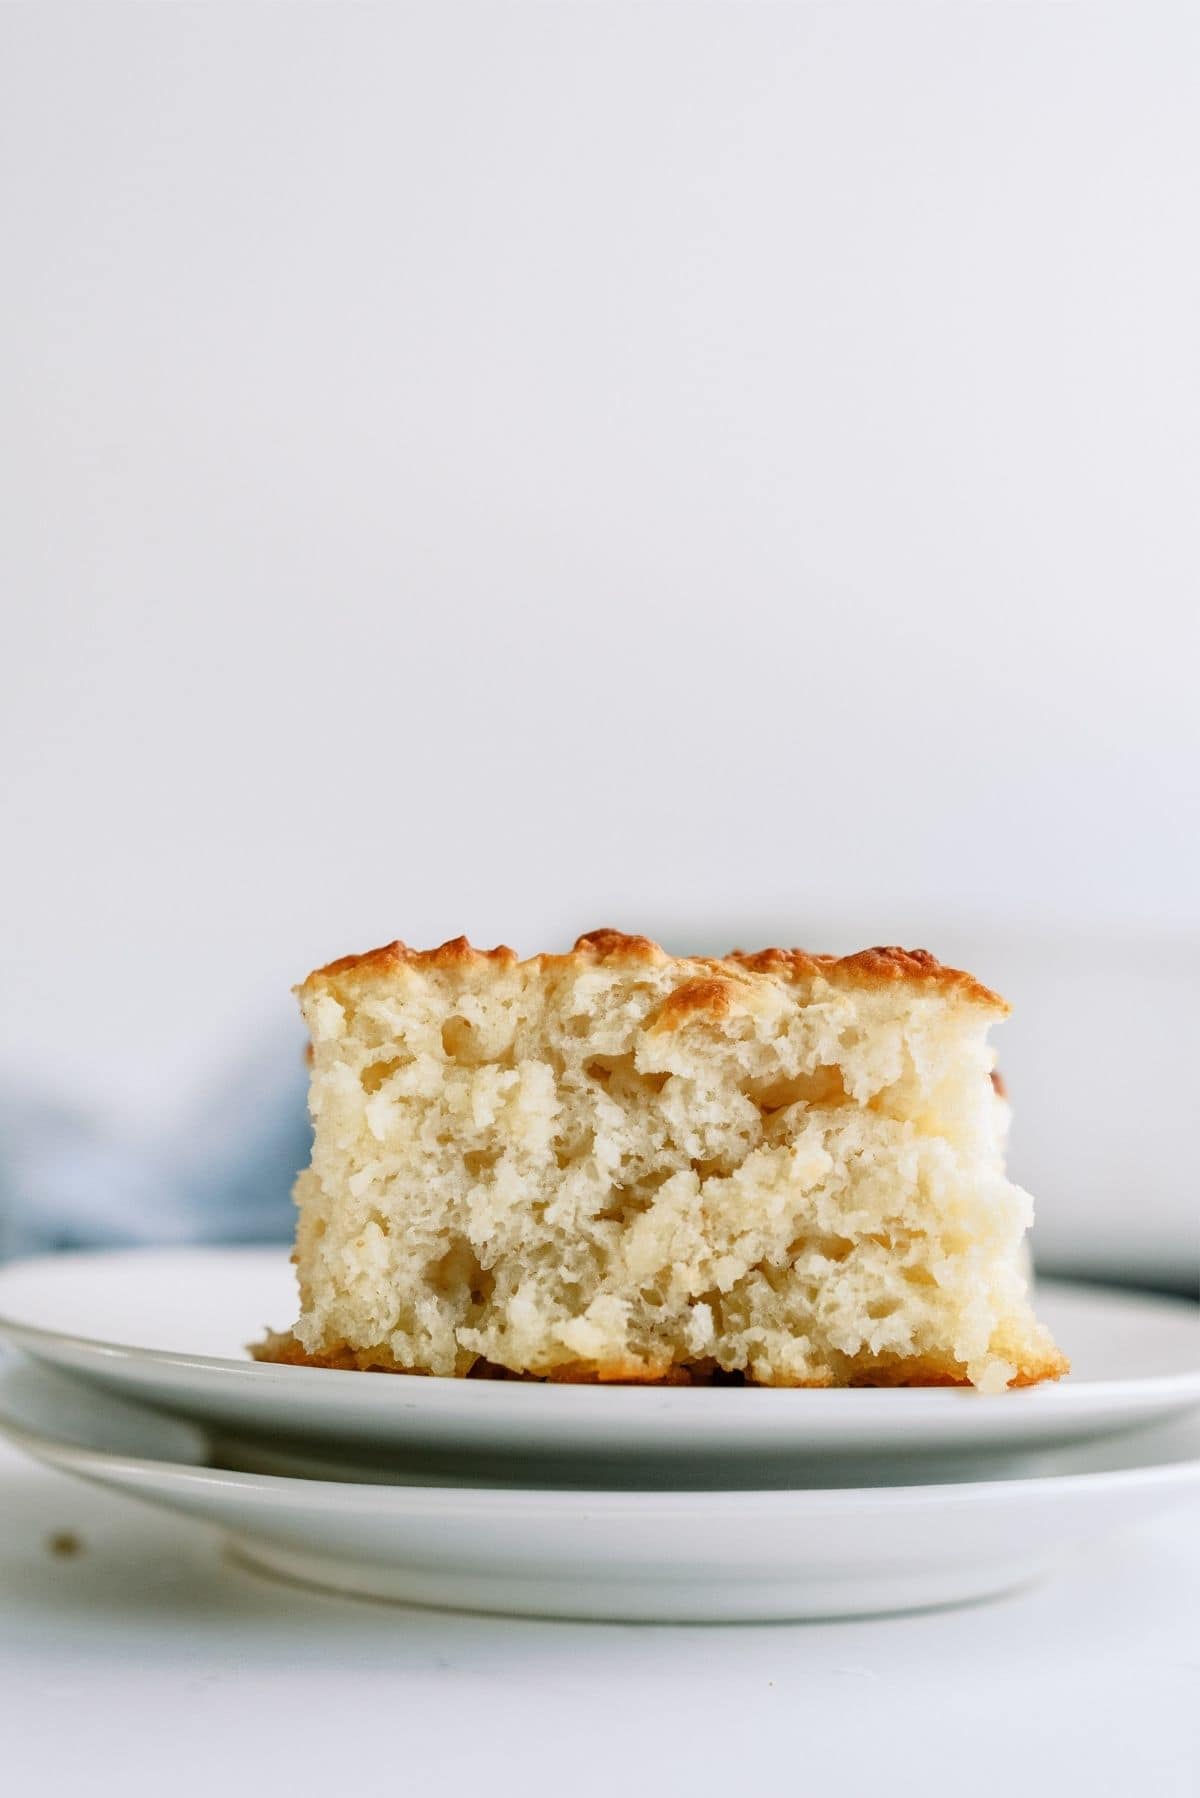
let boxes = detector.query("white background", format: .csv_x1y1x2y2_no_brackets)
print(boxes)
1,3,1197,1279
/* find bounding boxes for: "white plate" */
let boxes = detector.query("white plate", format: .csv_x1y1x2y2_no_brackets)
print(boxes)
0,1248,1196,1480
1,1354,1198,1623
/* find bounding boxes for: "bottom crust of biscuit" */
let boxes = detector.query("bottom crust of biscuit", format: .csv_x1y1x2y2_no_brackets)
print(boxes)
251,1330,1068,1389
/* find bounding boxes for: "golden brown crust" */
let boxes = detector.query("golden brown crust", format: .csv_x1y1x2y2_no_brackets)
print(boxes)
570,928,668,964
310,935,521,985
650,975,739,1029
251,1332,684,1382
726,944,1006,1011
252,1333,1067,1388
301,928,1008,1012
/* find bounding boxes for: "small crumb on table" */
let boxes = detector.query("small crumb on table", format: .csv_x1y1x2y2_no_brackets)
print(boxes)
46,1530,83,1558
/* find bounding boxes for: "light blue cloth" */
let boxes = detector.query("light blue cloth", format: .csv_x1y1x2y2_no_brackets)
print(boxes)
0,1034,310,1261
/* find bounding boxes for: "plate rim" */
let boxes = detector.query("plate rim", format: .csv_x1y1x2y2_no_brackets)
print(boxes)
5,1402,1200,1515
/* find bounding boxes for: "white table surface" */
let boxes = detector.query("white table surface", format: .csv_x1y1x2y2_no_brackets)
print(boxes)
1,1433,1196,1798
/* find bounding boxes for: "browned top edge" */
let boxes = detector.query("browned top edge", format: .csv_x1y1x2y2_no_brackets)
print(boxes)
726,944,1007,1010
299,928,1008,1012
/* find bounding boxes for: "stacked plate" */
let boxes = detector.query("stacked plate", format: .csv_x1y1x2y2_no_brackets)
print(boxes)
0,1246,1197,1622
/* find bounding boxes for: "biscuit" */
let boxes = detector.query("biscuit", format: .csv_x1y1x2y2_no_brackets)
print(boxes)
257,930,1067,1389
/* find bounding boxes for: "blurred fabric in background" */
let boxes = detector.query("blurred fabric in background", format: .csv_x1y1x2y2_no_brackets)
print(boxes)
0,3,1196,1293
